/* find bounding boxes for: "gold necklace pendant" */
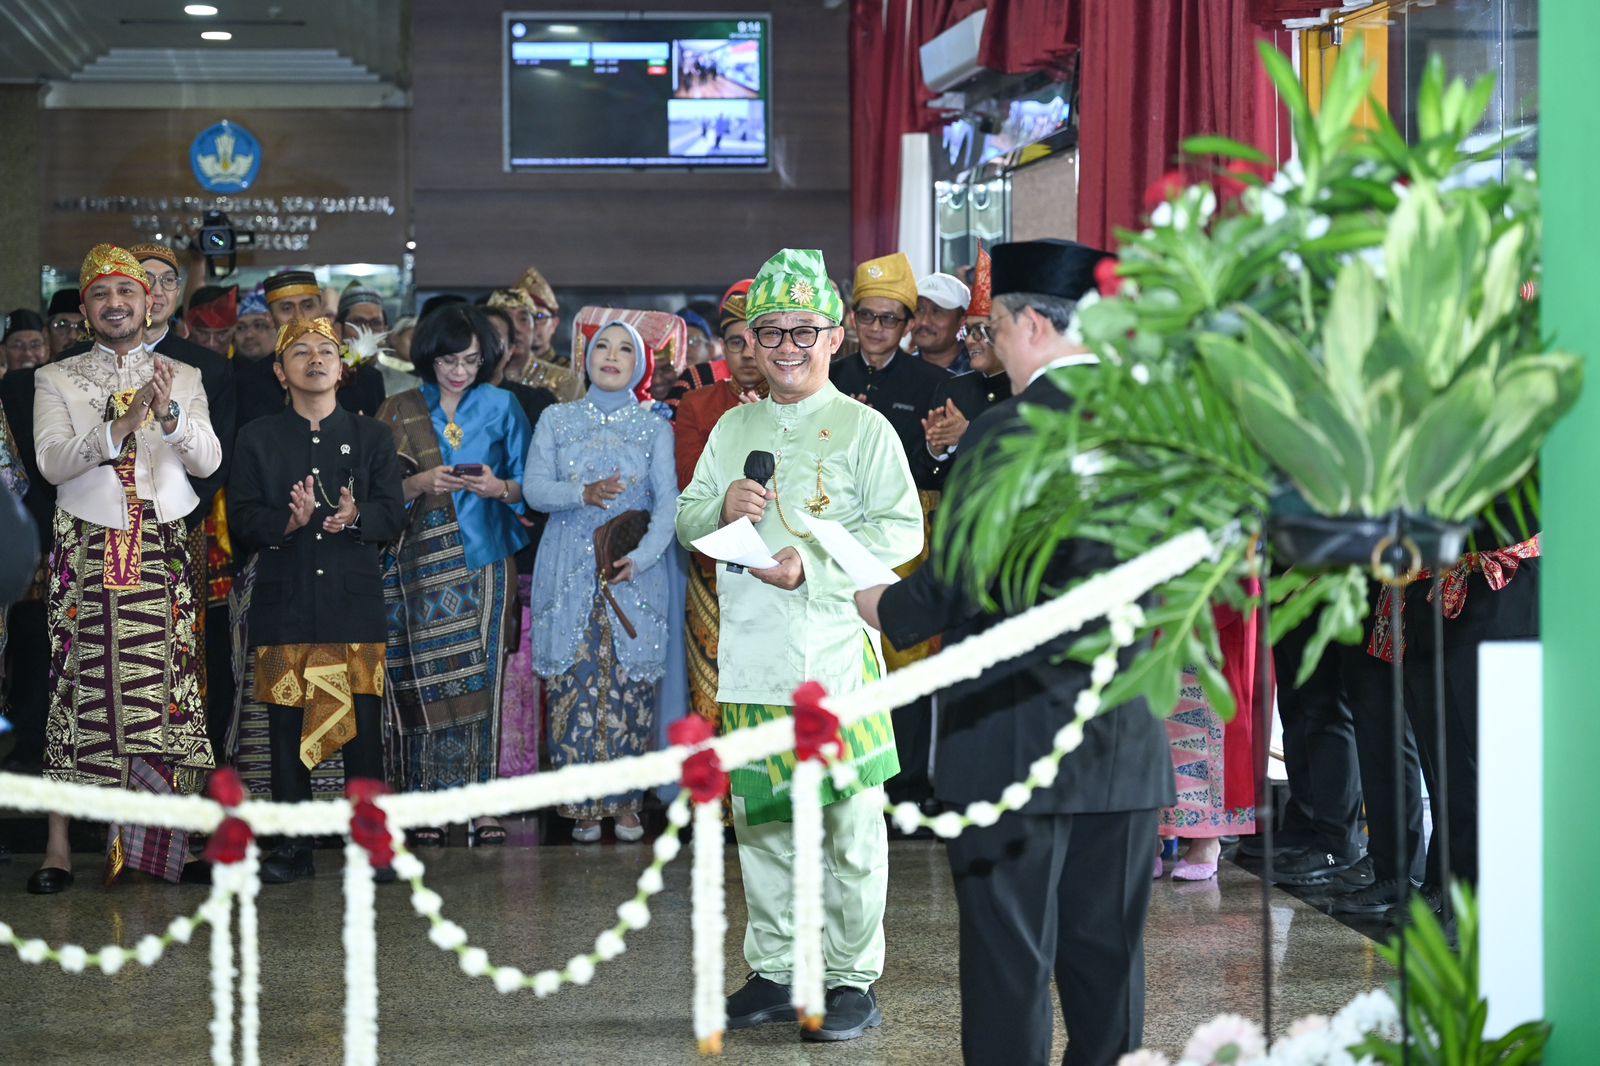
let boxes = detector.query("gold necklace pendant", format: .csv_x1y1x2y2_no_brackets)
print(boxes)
804,458,830,516
444,421,464,448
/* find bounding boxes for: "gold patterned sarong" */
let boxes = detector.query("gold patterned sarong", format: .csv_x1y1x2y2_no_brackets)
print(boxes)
252,643,385,769
881,489,943,670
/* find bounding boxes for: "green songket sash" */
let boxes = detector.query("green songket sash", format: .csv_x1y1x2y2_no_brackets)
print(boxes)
721,634,900,826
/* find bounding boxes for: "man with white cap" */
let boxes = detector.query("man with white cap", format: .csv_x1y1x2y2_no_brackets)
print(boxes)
911,271,973,375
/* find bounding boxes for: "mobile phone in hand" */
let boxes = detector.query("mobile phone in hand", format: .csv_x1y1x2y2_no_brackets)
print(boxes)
453,463,485,477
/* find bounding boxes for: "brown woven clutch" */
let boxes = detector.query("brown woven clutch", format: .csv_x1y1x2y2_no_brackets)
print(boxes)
594,508,649,640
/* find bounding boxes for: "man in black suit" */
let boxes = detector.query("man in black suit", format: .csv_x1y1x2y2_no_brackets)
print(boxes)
855,240,1175,1066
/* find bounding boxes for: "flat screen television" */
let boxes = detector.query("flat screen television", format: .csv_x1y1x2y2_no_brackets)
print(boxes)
503,12,772,170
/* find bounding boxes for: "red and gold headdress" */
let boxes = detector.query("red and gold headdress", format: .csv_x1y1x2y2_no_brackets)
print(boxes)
967,241,992,318
79,244,151,296
517,266,559,315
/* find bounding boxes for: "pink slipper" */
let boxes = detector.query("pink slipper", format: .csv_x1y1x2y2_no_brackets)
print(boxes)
1172,858,1218,881
1152,854,1165,879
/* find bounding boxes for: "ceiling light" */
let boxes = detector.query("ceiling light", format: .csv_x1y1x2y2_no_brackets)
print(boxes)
405,240,416,250
185,4,219,14
548,24,578,34
201,30,232,41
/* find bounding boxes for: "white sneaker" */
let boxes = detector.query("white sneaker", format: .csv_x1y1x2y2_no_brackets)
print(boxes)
614,817,644,843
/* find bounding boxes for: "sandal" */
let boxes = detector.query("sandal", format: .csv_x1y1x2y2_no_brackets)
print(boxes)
468,821,508,847
406,826,447,848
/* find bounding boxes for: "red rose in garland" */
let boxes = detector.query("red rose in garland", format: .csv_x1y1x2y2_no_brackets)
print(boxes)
791,681,841,762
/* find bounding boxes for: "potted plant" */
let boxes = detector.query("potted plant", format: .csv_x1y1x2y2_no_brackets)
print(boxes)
941,38,1581,708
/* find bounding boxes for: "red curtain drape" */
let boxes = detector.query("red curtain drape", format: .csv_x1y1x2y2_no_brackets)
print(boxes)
978,0,1077,74
1075,0,1290,250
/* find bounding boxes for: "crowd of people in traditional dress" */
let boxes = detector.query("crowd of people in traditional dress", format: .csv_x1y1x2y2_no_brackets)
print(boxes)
0,232,1524,1059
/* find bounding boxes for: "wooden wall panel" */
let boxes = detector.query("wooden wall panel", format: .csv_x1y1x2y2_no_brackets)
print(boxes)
39,108,408,270
411,0,851,289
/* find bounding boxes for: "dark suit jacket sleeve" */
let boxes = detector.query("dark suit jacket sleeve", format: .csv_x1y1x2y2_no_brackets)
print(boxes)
225,426,290,556
356,421,407,543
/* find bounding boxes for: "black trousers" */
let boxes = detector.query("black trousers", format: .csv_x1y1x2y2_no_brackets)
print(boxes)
886,695,934,805
1348,645,1426,884
946,807,1158,1066
204,601,236,762
1401,560,1539,888
266,694,384,804
2,600,49,768
1272,624,1365,858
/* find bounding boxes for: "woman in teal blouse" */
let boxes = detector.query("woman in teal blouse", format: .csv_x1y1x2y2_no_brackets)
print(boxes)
377,305,531,846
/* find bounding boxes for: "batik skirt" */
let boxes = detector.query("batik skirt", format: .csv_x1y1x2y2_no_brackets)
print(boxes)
43,504,214,883
546,595,655,820
1158,667,1258,839
685,562,722,729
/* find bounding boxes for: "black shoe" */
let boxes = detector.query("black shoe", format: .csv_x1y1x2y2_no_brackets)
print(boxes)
1269,847,1361,887
180,860,213,886
26,866,73,895
259,844,314,884
1326,854,1376,894
725,973,793,1030
802,985,883,1042
1330,877,1408,915
372,865,398,885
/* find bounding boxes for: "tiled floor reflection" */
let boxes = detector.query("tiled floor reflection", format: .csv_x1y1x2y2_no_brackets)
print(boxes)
0,840,1388,1064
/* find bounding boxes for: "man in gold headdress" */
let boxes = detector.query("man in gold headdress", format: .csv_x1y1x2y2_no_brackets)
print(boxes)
516,265,565,367
486,286,581,401
29,245,222,893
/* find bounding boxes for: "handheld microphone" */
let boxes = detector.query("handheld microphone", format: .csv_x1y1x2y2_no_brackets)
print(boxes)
727,450,777,574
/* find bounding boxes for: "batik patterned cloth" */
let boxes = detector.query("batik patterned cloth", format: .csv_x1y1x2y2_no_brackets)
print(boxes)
43,491,214,883
720,637,898,827
685,562,722,729
547,595,655,819
880,489,943,670
252,643,384,769
379,388,516,793
497,574,543,779
1158,668,1257,838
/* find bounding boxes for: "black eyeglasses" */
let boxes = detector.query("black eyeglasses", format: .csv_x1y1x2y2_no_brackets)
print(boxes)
853,309,908,329
752,325,836,349
151,274,182,292
964,322,992,344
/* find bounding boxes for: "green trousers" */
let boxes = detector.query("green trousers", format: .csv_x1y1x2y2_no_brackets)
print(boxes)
731,785,889,991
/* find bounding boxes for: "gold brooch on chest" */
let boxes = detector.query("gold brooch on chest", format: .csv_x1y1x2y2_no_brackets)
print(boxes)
444,421,464,448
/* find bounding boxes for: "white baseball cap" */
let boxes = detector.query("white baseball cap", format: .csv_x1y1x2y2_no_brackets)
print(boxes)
917,272,972,311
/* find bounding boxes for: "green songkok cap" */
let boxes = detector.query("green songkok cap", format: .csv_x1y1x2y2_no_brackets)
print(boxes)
745,249,844,325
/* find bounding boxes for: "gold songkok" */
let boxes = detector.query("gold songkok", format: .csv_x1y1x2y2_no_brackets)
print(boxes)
517,266,558,314
79,244,151,295
852,252,918,315
128,242,179,272
487,288,538,314
275,316,342,359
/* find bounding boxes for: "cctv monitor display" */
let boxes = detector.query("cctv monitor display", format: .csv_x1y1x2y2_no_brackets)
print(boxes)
504,14,772,170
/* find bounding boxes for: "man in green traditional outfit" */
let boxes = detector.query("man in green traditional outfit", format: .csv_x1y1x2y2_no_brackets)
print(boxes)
677,249,923,1042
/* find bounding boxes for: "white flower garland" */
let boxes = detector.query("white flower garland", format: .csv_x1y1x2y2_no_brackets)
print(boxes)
789,758,826,1031
343,841,378,1066
398,791,692,1000
690,799,726,1055
1120,988,1401,1066
236,846,262,1066
0,530,1213,840
868,603,1145,836
208,886,235,1066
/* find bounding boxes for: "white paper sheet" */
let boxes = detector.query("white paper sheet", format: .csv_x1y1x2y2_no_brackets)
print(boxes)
799,514,902,590
690,516,779,570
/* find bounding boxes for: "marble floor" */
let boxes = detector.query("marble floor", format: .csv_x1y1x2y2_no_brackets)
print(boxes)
0,837,1389,1064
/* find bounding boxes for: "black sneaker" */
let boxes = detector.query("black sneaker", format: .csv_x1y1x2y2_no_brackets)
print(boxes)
726,973,793,1030
1326,854,1376,894
1330,877,1408,915
802,985,883,1042
1269,847,1361,887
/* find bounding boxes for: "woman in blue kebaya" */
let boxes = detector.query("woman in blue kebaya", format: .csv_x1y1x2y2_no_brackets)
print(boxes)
377,304,531,846
524,321,677,843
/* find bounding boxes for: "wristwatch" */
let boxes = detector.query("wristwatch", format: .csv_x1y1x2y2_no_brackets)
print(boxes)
163,400,181,424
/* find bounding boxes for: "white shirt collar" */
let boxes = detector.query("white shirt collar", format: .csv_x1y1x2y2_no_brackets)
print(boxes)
146,325,168,348
1026,351,1098,388
93,340,151,360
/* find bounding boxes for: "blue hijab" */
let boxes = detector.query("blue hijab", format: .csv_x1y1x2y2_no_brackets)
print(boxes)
584,321,647,411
